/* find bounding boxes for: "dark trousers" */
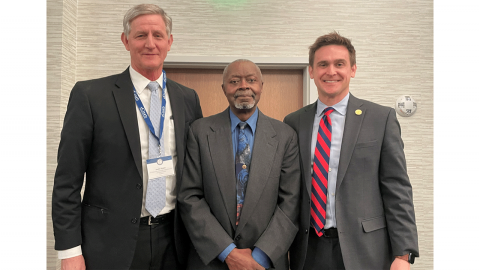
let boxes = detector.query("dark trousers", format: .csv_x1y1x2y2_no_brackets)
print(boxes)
304,229,345,270
130,213,178,270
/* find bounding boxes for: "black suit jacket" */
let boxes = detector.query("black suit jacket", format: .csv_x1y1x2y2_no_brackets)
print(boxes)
284,94,418,270
52,68,203,269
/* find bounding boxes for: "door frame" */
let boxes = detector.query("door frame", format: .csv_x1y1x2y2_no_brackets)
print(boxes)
164,56,317,106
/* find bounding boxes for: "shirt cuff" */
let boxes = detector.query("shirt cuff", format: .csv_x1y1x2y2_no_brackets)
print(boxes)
217,243,236,262
57,245,82,259
252,247,272,269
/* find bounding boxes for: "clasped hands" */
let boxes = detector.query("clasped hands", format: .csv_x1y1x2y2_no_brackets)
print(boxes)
225,248,266,270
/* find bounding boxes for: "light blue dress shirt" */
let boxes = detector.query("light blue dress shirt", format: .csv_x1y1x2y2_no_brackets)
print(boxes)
217,108,271,269
230,108,258,159
310,93,349,229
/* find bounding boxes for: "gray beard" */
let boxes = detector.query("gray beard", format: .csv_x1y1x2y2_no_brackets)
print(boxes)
234,102,255,110
234,90,255,110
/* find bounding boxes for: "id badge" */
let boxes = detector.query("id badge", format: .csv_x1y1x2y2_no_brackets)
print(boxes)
147,156,175,179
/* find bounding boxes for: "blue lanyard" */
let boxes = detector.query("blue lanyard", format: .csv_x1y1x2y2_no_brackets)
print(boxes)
133,70,167,146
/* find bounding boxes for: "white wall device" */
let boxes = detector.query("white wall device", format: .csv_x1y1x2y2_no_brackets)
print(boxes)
395,95,417,117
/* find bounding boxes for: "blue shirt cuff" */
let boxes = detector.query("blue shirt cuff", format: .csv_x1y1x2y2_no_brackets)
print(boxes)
217,243,236,262
252,247,272,269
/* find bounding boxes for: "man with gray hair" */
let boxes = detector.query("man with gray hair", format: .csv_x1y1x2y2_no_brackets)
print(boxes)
178,59,301,270
52,4,202,269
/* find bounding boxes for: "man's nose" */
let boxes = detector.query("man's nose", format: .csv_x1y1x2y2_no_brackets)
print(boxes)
326,65,336,75
145,34,155,48
239,79,249,89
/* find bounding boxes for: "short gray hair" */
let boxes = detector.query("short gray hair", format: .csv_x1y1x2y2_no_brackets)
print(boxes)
123,4,172,38
222,59,263,85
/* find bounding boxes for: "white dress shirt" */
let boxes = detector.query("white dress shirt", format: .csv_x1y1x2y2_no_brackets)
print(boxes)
58,66,177,259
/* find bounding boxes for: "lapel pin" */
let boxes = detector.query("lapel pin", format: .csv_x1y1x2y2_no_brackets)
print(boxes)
355,109,362,115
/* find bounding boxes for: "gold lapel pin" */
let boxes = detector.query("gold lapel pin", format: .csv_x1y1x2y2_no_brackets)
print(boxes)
355,109,362,115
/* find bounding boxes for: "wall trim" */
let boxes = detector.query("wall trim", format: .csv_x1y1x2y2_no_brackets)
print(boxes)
164,56,315,106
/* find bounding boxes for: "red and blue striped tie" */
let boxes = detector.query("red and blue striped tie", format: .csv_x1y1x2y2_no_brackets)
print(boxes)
311,107,334,237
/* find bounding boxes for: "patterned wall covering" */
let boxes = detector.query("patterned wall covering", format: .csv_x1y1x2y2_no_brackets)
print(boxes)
47,0,433,269
47,0,77,269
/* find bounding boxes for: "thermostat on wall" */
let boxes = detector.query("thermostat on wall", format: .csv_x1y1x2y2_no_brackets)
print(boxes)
395,95,417,117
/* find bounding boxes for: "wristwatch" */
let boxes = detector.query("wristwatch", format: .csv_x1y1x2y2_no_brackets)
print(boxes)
396,253,415,264
408,253,415,264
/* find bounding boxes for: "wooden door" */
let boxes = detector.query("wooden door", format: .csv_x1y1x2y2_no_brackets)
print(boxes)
164,68,303,121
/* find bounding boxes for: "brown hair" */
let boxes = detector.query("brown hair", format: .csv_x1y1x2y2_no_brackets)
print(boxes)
309,31,356,67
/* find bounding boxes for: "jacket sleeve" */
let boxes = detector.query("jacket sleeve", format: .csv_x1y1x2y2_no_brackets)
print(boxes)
52,82,93,250
379,108,419,257
177,126,234,265
252,129,301,267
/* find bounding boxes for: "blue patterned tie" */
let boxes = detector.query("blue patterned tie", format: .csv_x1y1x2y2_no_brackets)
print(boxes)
235,122,251,225
145,81,166,217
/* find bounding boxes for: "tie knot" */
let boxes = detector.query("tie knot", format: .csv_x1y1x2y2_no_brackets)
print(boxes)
238,122,247,130
323,107,335,117
147,81,160,92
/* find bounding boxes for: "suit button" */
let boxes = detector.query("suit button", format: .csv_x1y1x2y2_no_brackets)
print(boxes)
131,218,137,224
305,229,308,234
235,235,241,241
136,183,142,189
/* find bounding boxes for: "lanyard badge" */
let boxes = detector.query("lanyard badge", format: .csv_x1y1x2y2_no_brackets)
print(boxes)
133,70,168,146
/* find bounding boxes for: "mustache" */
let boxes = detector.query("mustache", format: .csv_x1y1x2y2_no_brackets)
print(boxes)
234,90,255,99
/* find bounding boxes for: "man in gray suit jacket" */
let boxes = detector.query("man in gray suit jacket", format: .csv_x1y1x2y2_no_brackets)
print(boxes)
178,59,301,270
284,32,419,270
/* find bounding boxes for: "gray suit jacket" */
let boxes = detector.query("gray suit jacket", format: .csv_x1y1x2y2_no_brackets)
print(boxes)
52,68,203,269
284,94,419,270
178,109,301,270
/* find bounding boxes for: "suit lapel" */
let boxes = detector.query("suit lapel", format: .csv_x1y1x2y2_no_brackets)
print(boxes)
166,79,186,175
299,103,316,199
112,68,142,178
236,111,278,234
208,109,237,228
336,95,365,190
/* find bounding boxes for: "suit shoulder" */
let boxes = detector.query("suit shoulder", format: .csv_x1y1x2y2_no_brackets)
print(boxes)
190,111,224,131
74,73,121,89
70,73,125,99
284,102,315,125
353,95,393,112
262,114,297,138
286,103,315,117
167,79,197,95
352,98,395,122
347,97,400,135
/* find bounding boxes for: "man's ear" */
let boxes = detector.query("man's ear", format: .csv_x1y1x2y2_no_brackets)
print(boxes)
222,84,226,96
308,65,314,79
351,64,357,78
121,33,130,51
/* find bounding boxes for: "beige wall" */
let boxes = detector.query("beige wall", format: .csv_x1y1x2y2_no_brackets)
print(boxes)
47,0,433,269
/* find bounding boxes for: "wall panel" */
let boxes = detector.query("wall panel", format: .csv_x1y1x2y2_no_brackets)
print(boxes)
47,1,433,269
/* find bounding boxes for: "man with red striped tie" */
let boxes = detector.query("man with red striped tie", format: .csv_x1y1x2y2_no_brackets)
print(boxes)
284,32,419,270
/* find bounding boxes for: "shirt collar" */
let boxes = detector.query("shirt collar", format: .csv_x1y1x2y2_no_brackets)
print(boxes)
129,66,165,94
229,107,259,134
316,93,350,116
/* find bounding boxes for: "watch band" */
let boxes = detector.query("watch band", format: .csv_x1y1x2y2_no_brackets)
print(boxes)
396,253,415,264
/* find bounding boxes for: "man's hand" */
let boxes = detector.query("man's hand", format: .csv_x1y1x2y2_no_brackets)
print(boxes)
225,248,265,270
61,255,86,270
390,257,410,270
